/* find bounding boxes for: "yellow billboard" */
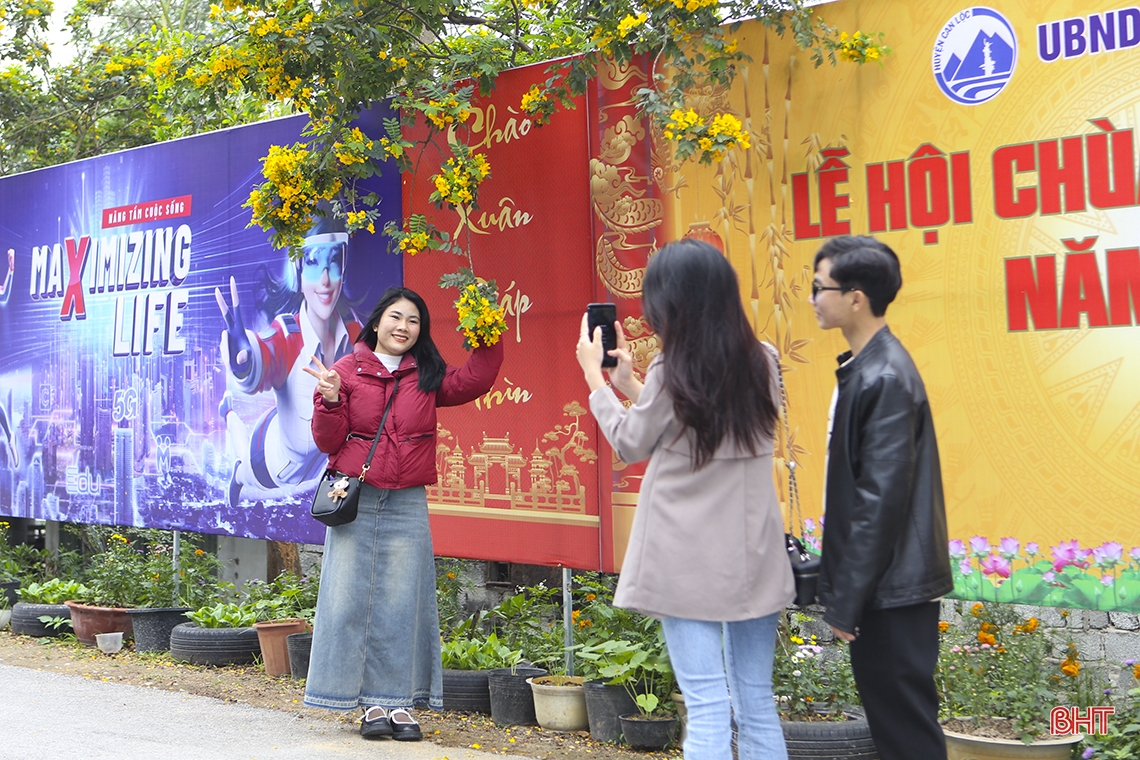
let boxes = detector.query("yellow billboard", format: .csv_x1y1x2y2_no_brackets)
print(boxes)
666,1,1140,610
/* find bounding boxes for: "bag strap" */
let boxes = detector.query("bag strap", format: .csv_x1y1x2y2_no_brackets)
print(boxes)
358,377,400,479
770,346,803,540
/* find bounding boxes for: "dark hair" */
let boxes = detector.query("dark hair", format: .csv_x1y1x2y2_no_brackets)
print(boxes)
813,235,902,317
642,239,778,468
357,287,446,393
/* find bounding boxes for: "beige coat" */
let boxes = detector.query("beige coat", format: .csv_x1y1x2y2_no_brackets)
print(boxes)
590,353,794,622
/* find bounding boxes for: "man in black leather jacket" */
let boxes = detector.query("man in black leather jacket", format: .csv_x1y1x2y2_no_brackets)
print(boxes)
810,235,953,760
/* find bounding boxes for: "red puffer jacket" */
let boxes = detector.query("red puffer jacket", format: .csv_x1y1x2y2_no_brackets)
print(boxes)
312,339,503,489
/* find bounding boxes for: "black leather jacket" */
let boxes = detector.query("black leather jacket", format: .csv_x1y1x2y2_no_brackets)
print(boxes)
818,327,953,634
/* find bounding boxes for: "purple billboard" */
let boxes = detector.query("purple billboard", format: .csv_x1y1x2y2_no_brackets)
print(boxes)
0,106,402,543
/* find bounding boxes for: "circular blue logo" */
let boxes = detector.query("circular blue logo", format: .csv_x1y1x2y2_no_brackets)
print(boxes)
933,7,1018,106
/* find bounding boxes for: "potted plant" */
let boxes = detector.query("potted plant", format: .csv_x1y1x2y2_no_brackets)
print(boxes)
569,573,668,743
441,631,523,714
1077,661,1140,759
171,601,262,665
64,532,143,643
528,673,589,732
128,536,226,652
11,579,89,638
0,584,10,631
577,636,672,744
484,581,558,725
937,603,1085,758
242,571,318,676
773,613,876,760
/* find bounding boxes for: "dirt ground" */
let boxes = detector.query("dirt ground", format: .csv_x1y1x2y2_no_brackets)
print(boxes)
0,629,681,760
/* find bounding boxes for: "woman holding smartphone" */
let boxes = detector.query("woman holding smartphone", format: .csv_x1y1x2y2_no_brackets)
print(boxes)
576,239,794,760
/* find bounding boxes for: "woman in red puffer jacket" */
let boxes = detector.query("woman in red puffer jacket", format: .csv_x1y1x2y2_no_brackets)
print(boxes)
301,286,503,741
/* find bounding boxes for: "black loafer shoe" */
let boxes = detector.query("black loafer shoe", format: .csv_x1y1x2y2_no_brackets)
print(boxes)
389,708,423,741
360,706,392,739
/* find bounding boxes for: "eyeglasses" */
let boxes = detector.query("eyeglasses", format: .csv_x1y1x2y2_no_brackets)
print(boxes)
811,283,855,298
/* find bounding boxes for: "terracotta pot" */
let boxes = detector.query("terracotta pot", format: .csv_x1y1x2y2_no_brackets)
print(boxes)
64,601,133,646
944,728,1083,760
253,618,310,676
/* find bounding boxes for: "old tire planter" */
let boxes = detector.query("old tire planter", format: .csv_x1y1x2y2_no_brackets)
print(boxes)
781,710,878,760
169,622,261,666
488,667,547,726
584,679,639,743
443,668,493,713
287,631,313,680
10,602,70,637
126,607,190,652
619,714,678,750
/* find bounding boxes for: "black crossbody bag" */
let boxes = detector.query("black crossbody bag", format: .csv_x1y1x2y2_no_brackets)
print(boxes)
310,378,400,527
773,348,821,606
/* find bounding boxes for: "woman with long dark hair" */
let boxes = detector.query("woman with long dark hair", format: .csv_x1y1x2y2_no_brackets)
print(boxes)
303,286,503,741
577,239,794,760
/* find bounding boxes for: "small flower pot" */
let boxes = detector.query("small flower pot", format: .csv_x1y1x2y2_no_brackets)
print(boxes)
126,607,191,652
619,713,677,750
527,676,587,732
488,667,547,726
286,631,312,681
584,679,638,743
253,619,310,676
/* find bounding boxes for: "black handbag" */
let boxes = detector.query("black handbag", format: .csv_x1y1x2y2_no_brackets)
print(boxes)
774,350,820,607
310,378,399,527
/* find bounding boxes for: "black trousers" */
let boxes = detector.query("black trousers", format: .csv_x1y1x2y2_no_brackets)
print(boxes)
848,601,947,760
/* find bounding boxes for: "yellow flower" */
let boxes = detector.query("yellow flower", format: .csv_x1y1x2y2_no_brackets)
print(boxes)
616,13,648,40
971,603,984,617
938,621,949,633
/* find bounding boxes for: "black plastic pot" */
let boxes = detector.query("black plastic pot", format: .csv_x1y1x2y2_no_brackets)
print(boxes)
584,679,639,743
488,667,547,726
169,622,261,666
619,713,677,750
126,607,190,652
10,602,70,637
442,668,492,713
287,631,312,680
1,580,18,608
781,709,878,760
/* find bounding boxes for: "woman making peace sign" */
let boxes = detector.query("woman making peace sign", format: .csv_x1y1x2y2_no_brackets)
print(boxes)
301,286,503,741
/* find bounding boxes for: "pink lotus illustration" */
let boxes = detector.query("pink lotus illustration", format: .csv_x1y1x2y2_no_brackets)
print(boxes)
981,553,1011,579
999,537,1020,558
1052,540,1089,572
1093,542,1123,568
969,536,991,556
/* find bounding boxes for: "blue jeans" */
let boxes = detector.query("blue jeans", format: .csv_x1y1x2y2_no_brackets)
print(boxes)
662,613,787,760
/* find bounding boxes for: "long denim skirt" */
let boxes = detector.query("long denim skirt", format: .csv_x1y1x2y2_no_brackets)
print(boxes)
303,484,443,711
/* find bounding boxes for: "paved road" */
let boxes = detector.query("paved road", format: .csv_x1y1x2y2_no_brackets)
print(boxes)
0,663,526,760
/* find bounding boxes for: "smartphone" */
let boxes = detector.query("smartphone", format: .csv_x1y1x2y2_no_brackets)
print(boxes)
586,303,618,368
